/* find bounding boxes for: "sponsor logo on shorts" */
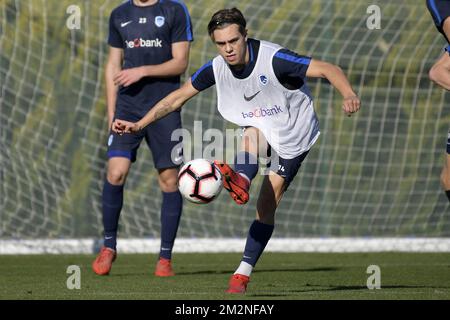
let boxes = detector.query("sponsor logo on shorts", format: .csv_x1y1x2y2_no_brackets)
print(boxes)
108,134,113,146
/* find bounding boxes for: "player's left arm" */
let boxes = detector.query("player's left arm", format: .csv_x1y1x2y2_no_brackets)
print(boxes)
306,59,361,116
113,41,190,87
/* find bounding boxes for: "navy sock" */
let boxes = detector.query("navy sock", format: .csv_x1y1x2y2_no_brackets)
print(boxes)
160,191,183,260
234,151,258,182
446,190,450,202
102,180,124,250
241,220,274,267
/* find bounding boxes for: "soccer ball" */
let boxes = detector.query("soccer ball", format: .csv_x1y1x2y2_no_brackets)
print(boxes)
178,159,223,204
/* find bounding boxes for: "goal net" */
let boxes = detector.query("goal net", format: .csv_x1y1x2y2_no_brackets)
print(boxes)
1,0,449,253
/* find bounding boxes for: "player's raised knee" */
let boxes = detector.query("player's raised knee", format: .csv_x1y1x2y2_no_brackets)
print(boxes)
107,168,127,185
158,177,178,193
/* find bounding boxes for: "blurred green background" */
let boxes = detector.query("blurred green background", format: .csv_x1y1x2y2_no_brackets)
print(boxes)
0,0,449,239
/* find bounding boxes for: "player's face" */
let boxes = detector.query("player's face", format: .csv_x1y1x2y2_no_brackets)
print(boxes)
212,24,248,66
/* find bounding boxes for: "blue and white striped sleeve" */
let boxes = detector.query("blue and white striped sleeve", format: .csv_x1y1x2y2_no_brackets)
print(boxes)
273,48,312,81
169,0,194,42
190,60,215,92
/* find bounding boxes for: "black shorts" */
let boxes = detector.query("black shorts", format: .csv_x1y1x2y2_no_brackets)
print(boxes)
427,0,450,43
107,110,183,169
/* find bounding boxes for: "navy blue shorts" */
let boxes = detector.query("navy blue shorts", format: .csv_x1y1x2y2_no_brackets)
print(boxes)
107,110,183,169
267,149,310,191
427,0,450,43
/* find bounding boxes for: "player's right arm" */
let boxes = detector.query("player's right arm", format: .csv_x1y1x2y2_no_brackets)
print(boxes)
105,46,123,130
112,80,199,134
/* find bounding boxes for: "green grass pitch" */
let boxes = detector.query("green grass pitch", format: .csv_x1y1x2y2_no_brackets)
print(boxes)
1,252,449,299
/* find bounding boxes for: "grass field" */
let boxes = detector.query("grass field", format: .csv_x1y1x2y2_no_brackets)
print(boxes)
1,252,449,300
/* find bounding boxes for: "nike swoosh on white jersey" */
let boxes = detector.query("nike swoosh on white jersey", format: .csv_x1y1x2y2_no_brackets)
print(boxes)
243,90,261,102
121,21,132,27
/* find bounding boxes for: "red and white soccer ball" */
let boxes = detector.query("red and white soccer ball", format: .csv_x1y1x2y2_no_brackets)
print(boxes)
178,159,223,204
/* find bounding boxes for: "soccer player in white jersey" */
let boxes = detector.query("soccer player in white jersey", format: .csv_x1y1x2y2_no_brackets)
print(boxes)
112,8,361,293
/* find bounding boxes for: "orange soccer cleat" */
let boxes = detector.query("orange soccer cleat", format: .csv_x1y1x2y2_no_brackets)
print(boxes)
154,258,175,277
213,161,250,205
92,247,116,275
225,274,250,294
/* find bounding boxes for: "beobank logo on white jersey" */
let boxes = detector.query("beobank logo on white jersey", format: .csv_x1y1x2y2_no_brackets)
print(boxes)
242,105,283,119
125,38,162,49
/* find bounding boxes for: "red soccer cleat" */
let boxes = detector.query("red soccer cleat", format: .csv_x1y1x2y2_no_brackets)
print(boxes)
213,160,250,205
92,247,116,275
154,258,175,277
226,274,250,294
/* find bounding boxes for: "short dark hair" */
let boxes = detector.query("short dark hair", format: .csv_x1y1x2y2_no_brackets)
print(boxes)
207,8,247,37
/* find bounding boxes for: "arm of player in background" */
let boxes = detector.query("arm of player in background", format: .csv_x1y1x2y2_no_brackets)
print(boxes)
113,41,190,87
306,59,361,116
105,46,123,130
112,79,199,134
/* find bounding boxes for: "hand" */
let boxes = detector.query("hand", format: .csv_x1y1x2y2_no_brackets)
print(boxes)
113,67,145,87
112,119,141,134
342,95,361,117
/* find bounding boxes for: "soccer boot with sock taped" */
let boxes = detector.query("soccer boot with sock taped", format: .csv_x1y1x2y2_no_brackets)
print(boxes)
213,160,250,205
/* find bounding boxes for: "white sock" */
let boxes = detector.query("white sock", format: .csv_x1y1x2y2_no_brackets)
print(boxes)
234,261,253,277
239,173,251,183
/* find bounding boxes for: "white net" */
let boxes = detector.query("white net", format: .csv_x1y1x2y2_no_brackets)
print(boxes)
1,0,449,246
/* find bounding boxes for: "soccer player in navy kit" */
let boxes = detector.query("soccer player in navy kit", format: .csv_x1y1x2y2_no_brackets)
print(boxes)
92,0,193,277
112,8,360,293
427,0,450,203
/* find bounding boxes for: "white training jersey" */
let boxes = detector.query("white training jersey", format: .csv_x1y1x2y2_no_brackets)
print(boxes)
212,40,320,159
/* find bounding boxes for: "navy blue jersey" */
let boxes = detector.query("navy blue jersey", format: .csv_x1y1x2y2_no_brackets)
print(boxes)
108,0,193,119
191,38,311,92
426,0,450,54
